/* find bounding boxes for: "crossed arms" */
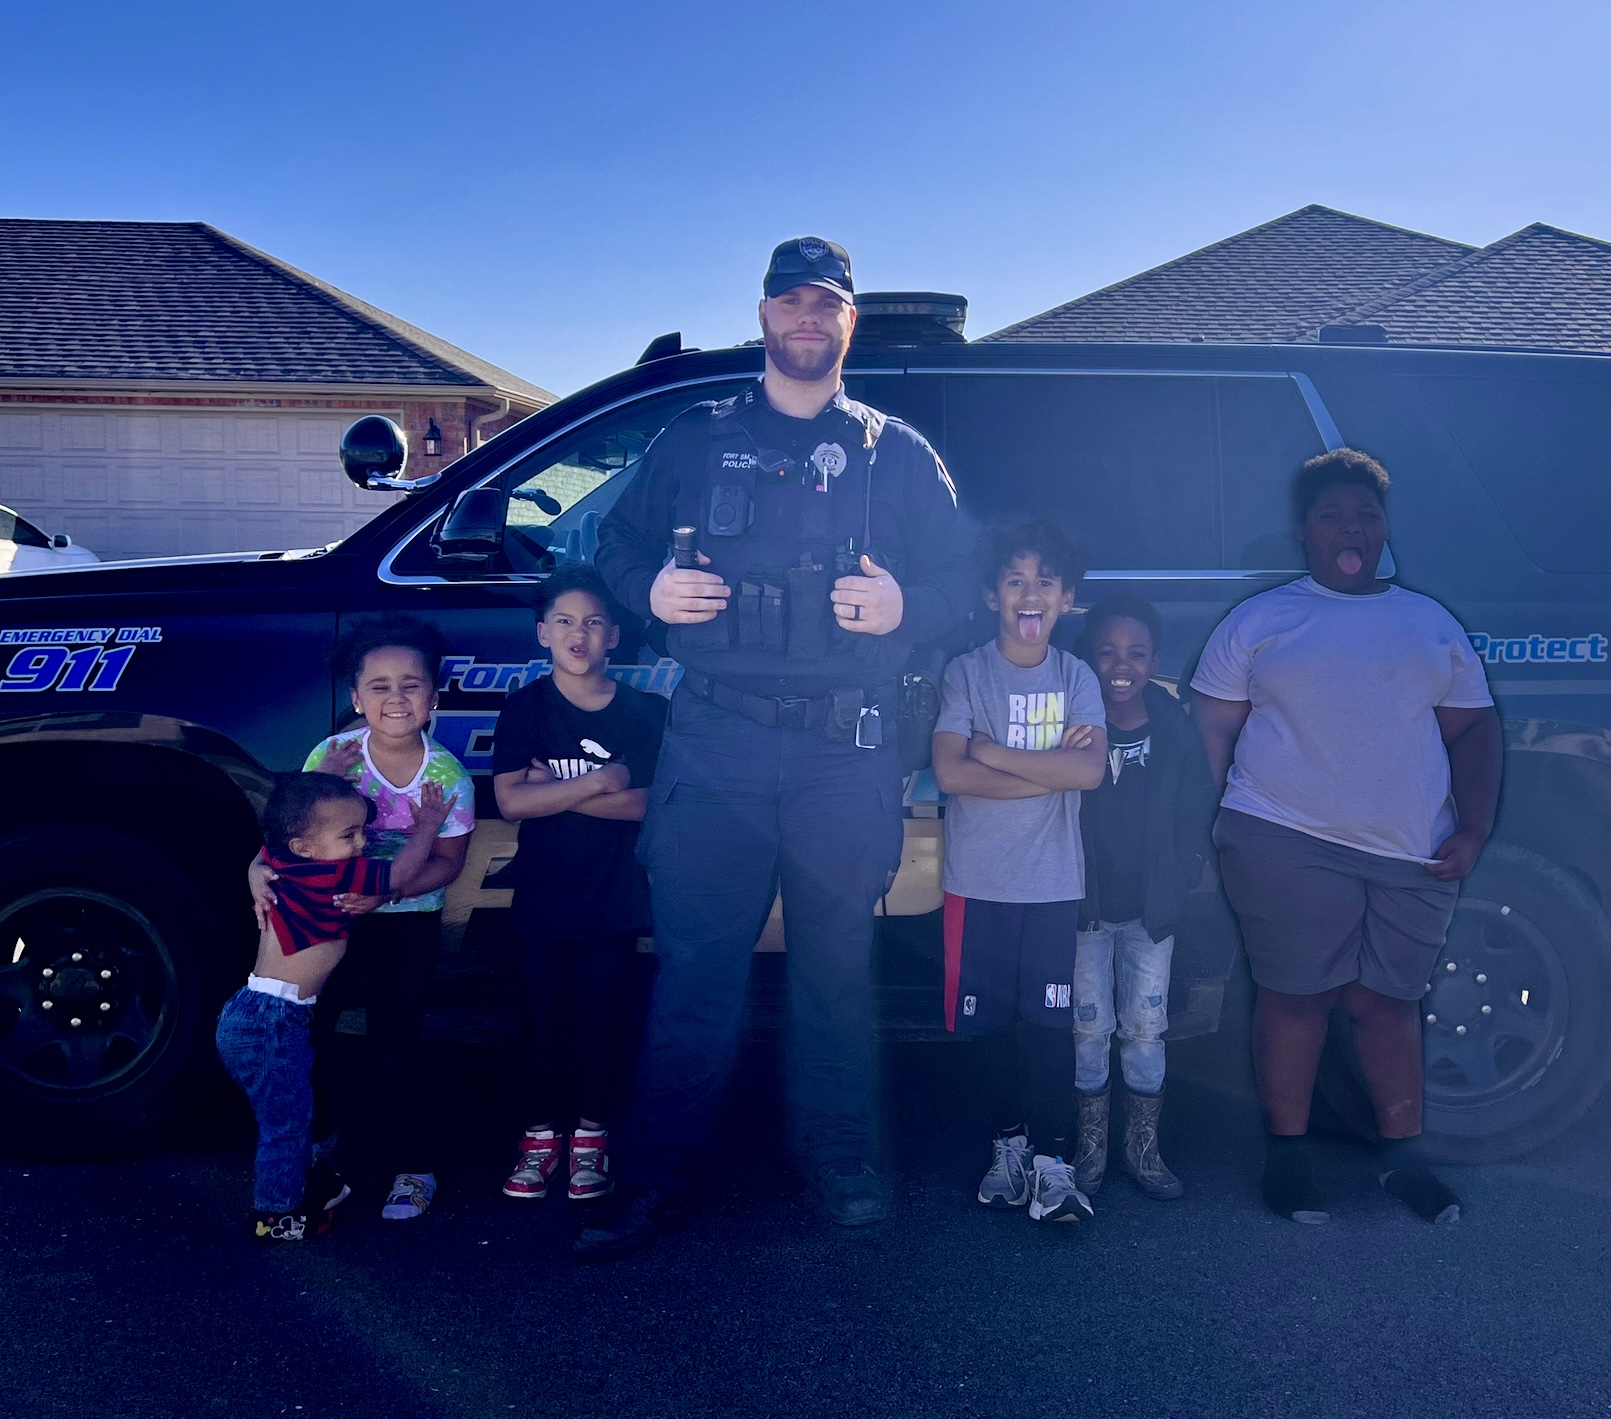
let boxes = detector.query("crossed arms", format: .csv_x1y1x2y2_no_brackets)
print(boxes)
932,723,1108,799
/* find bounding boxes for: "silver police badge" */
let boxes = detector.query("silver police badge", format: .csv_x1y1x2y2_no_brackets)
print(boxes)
798,237,827,262
811,442,848,479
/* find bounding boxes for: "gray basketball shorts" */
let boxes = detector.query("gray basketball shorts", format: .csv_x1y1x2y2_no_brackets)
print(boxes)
1212,808,1459,1000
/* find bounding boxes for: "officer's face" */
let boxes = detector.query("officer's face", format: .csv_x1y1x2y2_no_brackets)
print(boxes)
349,646,437,743
759,286,856,383
1301,481,1388,593
985,553,1074,650
537,590,620,677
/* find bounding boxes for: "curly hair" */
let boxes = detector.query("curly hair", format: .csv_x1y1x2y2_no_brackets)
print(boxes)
331,613,446,692
976,518,1088,594
1292,448,1391,523
262,772,370,859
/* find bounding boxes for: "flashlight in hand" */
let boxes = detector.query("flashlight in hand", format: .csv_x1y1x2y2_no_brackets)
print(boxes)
673,525,699,570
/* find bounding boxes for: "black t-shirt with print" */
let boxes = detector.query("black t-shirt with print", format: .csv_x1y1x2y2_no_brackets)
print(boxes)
492,675,668,938
1084,719,1151,925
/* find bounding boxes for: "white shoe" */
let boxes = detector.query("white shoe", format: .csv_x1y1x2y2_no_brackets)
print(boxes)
1028,1155,1094,1223
977,1133,1033,1208
381,1171,437,1220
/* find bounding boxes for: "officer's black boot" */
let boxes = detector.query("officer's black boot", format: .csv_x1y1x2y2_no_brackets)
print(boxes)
573,1183,699,1262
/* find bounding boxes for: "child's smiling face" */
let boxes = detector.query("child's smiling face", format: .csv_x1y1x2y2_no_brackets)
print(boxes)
986,553,1073,660
1090,614,1159,712
350,645,435,743
537,590,619,679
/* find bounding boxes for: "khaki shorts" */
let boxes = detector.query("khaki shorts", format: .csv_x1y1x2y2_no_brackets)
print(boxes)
1213,808,1459,1000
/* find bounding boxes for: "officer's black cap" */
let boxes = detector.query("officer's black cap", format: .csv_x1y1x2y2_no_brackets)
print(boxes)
764,237,854,302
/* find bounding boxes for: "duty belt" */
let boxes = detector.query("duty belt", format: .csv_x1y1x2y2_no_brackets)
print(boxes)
681,670,893,748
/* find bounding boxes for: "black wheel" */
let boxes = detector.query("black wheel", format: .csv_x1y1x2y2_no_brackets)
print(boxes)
1317,841,1611,1164
0,827,238,1158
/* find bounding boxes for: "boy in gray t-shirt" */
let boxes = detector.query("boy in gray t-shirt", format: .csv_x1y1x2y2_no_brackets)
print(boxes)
933,520,1107,1224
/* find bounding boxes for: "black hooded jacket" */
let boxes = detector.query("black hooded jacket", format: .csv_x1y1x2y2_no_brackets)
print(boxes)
1078,681,1219,941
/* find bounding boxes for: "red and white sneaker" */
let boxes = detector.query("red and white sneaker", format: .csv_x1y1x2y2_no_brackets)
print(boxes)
568,1129,614,1201
502,1129,562,1200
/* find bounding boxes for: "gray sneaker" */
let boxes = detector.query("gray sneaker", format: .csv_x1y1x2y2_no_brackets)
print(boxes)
977,1132,1032,1208
1028,1154,1095,1223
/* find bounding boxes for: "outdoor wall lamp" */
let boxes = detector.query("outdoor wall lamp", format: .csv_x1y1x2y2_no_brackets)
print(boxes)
424,418,443,457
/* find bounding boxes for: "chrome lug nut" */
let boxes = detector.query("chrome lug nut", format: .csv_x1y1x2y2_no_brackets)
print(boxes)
70,952,83,963
69,1017,82,1027
1425,1013,1437,1024
41,968,54,979
99,1001,112,1012
99,969,112,980
40,999,53,1010
1455,1024,1467,1035
1481,1004,1493,1015
1445,961,1458,973
1475,973,1487,984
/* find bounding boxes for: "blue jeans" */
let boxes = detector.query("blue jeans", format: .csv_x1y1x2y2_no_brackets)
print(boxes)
1073,919,1173,1095
618,689,905,1191
216,987,315,1213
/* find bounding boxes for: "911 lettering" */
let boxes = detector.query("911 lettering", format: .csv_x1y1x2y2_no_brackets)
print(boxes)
1467,632,1609,665
0,626,158,693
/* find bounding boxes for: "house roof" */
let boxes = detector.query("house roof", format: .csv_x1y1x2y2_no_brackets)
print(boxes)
984,205,1477,344
0,218,554,404
1338,223,1611,354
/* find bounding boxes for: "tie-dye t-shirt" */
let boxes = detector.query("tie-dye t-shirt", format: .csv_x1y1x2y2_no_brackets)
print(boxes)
302,729,475,912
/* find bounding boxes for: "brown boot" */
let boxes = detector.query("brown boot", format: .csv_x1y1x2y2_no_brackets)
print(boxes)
1071,1088,1110,1195
1122,1088,1183,1200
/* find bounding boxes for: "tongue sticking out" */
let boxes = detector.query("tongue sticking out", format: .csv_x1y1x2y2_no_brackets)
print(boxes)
1018,613,1043,640
1337,549,1364,577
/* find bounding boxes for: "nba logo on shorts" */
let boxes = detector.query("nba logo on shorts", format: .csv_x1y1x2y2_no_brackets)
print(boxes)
963,995,977,1017
1046,984,1071,1009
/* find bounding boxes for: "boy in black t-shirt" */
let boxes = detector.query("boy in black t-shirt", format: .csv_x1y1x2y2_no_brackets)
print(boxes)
492,566,668,1203
1072,595,1218,1202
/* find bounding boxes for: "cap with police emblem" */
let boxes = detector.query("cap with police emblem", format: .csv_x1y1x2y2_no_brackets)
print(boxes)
764,237,854,302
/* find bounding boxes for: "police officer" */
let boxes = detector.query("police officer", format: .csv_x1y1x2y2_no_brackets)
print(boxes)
578,238,975,1259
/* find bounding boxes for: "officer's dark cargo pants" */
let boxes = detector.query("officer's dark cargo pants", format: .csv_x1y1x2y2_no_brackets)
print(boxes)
619,688,905,1192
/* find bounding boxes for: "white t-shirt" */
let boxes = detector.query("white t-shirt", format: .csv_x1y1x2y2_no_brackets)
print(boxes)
936,641,1107,902
1190,578,1494,863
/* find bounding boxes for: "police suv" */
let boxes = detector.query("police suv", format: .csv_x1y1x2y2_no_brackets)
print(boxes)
1,294,1607,1164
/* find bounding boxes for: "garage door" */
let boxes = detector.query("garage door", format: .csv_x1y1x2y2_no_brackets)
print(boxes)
0,407,407,562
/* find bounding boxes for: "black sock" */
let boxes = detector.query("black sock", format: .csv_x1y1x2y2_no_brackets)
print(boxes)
1263,1134,1329,1224
1378,1139,1462,1223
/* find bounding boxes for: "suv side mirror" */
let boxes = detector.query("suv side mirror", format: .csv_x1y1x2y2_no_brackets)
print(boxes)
340,416,442,494
432,487,505,561
51,533,72,549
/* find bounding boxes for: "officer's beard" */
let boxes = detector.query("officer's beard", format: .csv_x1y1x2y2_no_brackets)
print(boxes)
762,316,847,384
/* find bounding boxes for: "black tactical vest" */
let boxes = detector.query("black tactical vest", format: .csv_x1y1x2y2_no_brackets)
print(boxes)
665,386,913,694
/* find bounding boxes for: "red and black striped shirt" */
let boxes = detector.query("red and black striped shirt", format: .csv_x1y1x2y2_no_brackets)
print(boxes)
265,854,392,955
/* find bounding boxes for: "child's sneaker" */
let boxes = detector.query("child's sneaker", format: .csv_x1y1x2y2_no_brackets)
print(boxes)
253,1210,310,1242
977,1132,1033,1208
301,1163,352,1236
502,1129,563,1200
381,1171,437,1220
1028,1154,1095,1223
568,1129,614,1201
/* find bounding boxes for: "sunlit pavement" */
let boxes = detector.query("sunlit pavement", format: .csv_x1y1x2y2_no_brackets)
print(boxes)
3,1019,1609,1418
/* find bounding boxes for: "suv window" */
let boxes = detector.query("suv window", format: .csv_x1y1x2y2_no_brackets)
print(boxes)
0,508,49,548
1419,375,1611,575
388,381,749,578
941,374,1326,571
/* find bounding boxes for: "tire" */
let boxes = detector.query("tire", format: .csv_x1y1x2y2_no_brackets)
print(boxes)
0,826,240,1159
1316,841,1611,1164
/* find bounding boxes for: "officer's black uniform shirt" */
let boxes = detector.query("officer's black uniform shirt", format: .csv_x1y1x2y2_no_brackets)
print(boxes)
596,380,975,698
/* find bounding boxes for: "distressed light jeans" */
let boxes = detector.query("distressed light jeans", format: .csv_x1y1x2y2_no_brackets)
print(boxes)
1073,919,1173,1095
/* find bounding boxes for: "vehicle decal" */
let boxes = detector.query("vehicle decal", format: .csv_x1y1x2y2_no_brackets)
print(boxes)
0,625,160,693
439,655,683,697
433,657,684,772
1468,632,1608,665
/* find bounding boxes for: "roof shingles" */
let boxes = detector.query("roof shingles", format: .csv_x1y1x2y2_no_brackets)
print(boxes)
0,219,552,402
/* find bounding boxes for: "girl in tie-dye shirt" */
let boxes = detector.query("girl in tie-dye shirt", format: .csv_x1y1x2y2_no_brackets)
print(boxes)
253,614,474,1226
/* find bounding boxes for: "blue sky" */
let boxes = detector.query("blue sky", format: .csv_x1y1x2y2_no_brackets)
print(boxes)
8,0,1610,393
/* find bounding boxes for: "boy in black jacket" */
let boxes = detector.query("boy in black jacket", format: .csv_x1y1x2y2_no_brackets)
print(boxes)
1073,595,1218,1200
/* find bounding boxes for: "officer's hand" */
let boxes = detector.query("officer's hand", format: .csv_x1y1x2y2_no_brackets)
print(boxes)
831,554,904,636
650,553,730,625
